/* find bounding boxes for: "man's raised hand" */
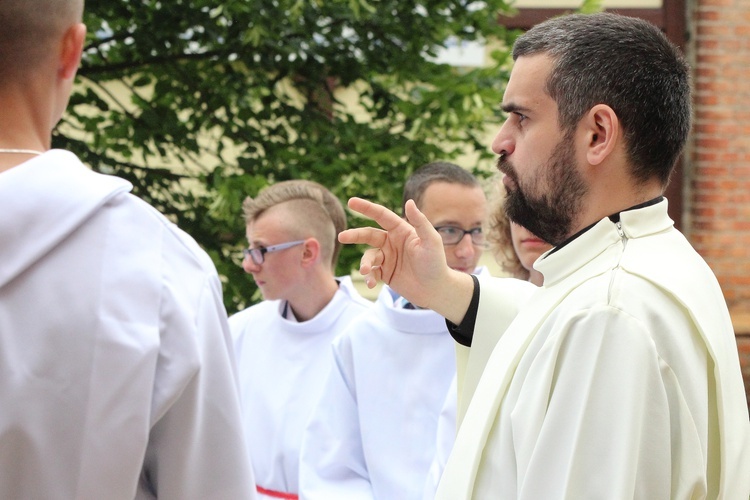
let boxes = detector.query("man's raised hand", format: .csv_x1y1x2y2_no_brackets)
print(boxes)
338,197,470,317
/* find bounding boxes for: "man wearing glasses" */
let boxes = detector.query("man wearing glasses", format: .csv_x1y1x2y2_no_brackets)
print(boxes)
229,180,372,500
299,162,488,500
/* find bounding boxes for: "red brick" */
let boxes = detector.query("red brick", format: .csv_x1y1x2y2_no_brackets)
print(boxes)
688,0,749,410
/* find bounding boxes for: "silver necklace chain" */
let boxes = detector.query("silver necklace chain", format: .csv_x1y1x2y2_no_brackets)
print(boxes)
0,148,44,155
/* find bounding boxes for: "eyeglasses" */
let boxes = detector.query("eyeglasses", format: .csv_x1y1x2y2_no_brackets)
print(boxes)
242,240,306,265
434,226,486,247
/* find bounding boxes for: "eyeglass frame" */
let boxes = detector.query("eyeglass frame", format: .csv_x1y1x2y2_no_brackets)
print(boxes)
242,240,306,265
433,226,486,247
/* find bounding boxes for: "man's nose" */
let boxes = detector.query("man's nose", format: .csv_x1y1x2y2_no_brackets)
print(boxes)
454,233,477,258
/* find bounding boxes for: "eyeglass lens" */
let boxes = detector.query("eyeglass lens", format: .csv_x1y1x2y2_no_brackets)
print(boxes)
435,226,485,246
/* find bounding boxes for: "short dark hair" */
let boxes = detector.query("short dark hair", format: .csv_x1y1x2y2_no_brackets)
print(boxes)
402,161,480,215
0,0,84,82
513,12,691,186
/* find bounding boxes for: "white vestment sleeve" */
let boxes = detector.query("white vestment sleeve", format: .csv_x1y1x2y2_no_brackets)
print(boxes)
137,276,256,500
422,376,458,500
299,345,374,500
510,306,706,500
457,277,536,424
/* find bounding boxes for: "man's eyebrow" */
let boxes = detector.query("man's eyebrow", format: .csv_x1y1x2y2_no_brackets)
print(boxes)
434,220,484,227
501,102,531,114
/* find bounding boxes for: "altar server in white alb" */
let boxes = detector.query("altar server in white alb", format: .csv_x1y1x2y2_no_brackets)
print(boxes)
231,180,371,500
0,1,256,498
339,12,750,499
300,162,514,500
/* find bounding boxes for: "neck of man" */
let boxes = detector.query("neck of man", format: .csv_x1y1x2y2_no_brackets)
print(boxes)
0,82,52,174
528,268,544,287
286,272,340,322
569,173,664,241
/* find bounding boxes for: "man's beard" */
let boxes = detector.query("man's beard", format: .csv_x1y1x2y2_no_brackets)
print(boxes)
496,136,587,246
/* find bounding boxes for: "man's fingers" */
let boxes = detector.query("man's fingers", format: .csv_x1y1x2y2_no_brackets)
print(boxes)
339,196,403,248
359,247,383,274
360,248,385,288
340,197,414,290
404,199,439,243
347,197,407,232
338,226,388,248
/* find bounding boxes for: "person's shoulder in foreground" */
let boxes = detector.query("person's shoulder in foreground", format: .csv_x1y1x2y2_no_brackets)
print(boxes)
0,1,256,497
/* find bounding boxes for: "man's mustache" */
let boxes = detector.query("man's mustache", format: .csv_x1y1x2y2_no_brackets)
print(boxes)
495,154,518,186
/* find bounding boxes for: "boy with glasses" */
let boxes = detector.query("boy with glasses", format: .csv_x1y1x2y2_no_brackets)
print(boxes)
299,162,489,499
230,180,371,500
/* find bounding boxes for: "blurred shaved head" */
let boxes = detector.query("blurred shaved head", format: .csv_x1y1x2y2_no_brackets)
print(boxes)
0,0,84,82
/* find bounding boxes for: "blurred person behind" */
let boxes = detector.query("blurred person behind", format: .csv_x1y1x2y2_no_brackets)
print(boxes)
300,162,492,500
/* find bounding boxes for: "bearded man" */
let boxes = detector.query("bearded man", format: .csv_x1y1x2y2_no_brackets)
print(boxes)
339,12,750,499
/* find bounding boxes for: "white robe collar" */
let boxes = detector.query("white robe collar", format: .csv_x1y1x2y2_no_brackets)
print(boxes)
536,199,673,287
0,150,130,287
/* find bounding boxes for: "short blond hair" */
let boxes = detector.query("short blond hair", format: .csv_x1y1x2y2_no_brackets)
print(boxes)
242,180,346,267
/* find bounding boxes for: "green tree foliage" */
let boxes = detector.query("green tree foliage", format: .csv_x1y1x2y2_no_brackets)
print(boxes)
54,0,517,313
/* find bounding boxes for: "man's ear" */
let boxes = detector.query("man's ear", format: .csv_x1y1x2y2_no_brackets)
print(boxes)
58,23,86,80
584,104,619,166
300,238,320,267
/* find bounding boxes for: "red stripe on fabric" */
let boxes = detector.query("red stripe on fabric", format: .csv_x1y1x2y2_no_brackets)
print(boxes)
256,485,298,499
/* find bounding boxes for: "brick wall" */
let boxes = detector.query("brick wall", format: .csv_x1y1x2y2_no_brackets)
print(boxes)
689,0,750,409
739,333,750,411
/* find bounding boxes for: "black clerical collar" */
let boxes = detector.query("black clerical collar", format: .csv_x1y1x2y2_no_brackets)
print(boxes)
546,196,664,256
